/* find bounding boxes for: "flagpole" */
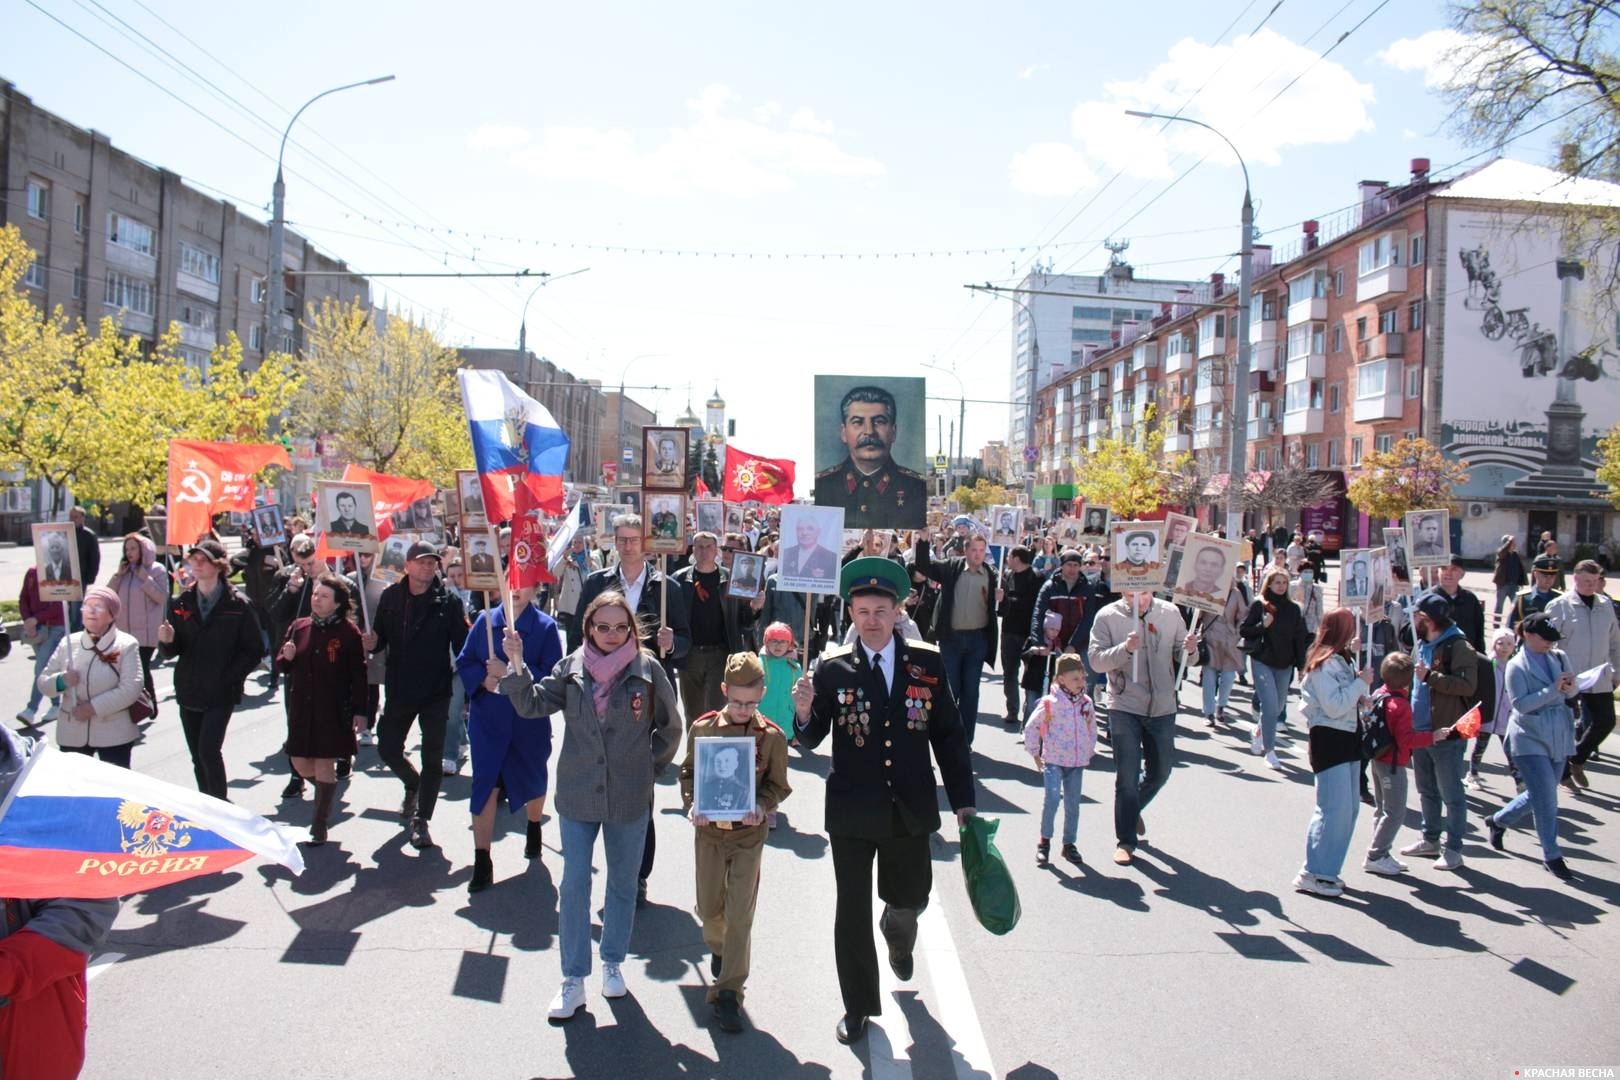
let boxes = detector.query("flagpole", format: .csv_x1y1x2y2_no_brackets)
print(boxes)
354,564,372,632
801,595,814,671
484,593,497,659
489,524,515,630
658,554,668,657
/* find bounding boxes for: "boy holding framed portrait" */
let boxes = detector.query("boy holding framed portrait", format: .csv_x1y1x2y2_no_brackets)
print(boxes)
678,651,792,1035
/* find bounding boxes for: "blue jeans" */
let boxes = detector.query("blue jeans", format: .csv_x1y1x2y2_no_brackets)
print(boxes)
1201,669,1237,718
444,674,468,764
939,630,989,747
1303,760,1361,878
1078,646,1108,696
1040,764,1085,846
1251,662,1292,751
1411,738,1468,853
1493,753,1564,860
558,811,649,978
25,625,67,712
1110,711,1175,848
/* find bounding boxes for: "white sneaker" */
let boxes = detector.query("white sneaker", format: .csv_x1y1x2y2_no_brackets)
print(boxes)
1399,838,1439,858
1434,849,1464,871
1250,730,1264,755
14,709,34,727
441,757,459,776
1264,750,1282,770
601,962,627,999
1292,870,1343,897
41,705,59,722
548,976,586,1020
357,729,375,747
1363,855,1407,876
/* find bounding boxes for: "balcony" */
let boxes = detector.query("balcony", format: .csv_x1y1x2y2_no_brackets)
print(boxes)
1248,416,1276,440
1248,341,1280,375
1193,381,1223,408
1164,432,1192,453
1357,263,1407,301
1286,351,1326,382
1357,332,1405,361
1087,417,1106,437
1354,358,1405,422
178,323,216,351
1132,342,1158,372
1193,426,1225,450
1287,296,1327,326
1282,406,1325,436
1249,371,1277,394
1164,342,1194,374
1197,334,1226,360
1250,316,1277,343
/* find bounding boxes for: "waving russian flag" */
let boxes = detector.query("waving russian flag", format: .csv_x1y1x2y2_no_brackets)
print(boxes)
458,368,571,522
0,746,304,899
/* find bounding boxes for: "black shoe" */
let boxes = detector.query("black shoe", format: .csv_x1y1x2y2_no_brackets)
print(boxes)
408,816,434,849
836,1014,868,1044
335,756,352,780
1360,787,1375,807
470,849,493,893
525,819,543,859
1061,843,1083,867
1036,838,1050,867
400,787,419,822
1003,714,1019,727
1545,856,1575,881
879,905,917,982
1486,814,1506,851
713,990,744,1034
636,877,648,907
280,775,306,800
1204,714,1216,729
710,952,723,978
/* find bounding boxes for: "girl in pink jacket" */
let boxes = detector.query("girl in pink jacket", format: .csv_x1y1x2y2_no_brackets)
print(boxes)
1024,653,1098,868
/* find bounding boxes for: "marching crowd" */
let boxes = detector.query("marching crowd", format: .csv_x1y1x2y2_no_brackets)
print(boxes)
7,502,1619,1046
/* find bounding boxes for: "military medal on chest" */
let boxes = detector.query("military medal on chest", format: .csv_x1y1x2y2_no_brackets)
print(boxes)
837,685,872,746
904,684,932,731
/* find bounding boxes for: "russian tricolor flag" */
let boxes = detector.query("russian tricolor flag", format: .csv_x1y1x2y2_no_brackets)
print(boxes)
458,368,571,522
0,747,304,899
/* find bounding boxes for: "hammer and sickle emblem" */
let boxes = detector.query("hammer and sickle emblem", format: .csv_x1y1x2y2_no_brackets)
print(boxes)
176,463,212,505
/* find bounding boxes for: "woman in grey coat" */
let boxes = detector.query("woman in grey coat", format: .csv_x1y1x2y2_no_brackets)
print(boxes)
500,590,680,1022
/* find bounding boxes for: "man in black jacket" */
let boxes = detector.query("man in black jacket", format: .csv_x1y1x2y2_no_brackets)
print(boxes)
1029,550,1116,699
996,545,1042,727
157,540,263,800
1432,555,1486,654
790,557,976,1046
362,541,469,849
913,531,997,747
672,532,751,722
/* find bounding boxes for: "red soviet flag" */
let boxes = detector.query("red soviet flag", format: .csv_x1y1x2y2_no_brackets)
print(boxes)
721,446,795,504
507,481,554,590
167,439,292,546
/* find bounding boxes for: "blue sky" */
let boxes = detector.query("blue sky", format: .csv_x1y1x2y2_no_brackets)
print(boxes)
5,0,1542,488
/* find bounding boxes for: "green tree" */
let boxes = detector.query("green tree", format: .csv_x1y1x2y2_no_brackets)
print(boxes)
949,478,1012,514
1595,422,1620,506
1346,437,1472,522
1073,409,1169,519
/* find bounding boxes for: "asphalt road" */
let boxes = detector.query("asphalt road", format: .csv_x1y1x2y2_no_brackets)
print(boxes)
4,617,1617,1079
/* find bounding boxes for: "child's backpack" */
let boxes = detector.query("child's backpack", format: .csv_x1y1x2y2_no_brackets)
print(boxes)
1362,687,1395,761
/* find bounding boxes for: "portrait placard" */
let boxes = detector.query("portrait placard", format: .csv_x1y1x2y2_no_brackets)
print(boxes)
375,533,413,584
617,489,642,515
456,469,488,531
643,427,689,492
728,552,766,599
1078,506,1112,546
1382,528,1410,594
32,522,82,603
1163,513,1197,551
694,498,725,537
643,492,686,553
1338,548,1377,608
1110,520,1168,593
1404,509,1451,569
462,531,503,591
694,735,757,820
723,503,746,536
988,505,1023,548
315,480,378,554
777,504,845,594
1171,534,1241,615
252,503,287,547
1054,517,1085,549
144,515,171,552
811,375,927,529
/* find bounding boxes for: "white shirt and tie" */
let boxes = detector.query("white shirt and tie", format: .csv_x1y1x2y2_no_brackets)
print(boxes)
861,638,895,695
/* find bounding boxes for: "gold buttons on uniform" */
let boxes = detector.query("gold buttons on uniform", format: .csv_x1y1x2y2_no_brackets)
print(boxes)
885,759,892,767
885,740,892,747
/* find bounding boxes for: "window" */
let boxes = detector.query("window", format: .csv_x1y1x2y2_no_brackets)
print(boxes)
107,213,155,256
1254,448,1268,471
1288,269,1328,305
179,243,221,284
1358,233,1402,275
179,304,216,332
1357,360,1388,399
1379,308,1398,334
1375,433,1394,453
1311,379,1324,409
1193,404,1217,431
71,267,83,299
103,270,156,316
1198,313,1226,346
1329,384,1341,413
1332,325,1344,353
180,348,211,383
280,334,296,353
1333,269,1344,297
1410,234,1426,265
1406,367,1422,398
1285,380,1315,412
1305,443,1320,468
1073,328,1113,344
248,325,264,351
251,278,267,305
1409,300,1424,331
1351,437,1364,466
1073,306,1110,320
1356,317,1368,341
1287,322,1325,360
1327,440,1340,467
23,261,45,289
1113,360,1127,383
73,202,84,235
26,181,48,220
1576,513,1608,545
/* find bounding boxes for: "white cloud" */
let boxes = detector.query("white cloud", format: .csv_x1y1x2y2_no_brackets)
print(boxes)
1018,63,1048,80
475,84,884,197
1008,142,1097,196
1378,28,1497,91
466,123,531,152
1008,27,1376,195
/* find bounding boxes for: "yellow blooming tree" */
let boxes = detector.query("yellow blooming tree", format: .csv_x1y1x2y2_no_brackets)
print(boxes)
1346,437,1471,522
1073,408,1172,519
949,478,1014,514
1595,423,1620,507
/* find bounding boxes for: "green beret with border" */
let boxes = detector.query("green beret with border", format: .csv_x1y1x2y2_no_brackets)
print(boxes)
840,556,911,603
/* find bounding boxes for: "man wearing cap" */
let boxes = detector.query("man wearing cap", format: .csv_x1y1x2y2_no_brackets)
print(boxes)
1087,589,1200,865
997,545,1042,727
1402,591,1478,871
362,541,469,849
679,651,792,1033
1030,550,1115,703
790,557,976,1046
812,385,928,529
1431,556,1486,654
1542,559,1620,791
1509,555,1565,631
913,530,998,746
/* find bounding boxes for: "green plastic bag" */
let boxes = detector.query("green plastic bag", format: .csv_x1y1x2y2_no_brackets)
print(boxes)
959,814,1020,935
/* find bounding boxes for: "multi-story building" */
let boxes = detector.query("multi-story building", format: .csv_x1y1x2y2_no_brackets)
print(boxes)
1031,156,1620,560
1009,257,1203,488
598,391,657,490
457,348,604,484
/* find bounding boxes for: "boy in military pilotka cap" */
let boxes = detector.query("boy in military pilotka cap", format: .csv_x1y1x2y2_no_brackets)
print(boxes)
679,651,792,1034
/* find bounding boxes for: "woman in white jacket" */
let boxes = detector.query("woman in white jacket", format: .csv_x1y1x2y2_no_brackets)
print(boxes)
1294,608,1373,898
36,585,144,768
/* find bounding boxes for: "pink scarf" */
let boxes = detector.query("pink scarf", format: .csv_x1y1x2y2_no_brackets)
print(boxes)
583,637,639,717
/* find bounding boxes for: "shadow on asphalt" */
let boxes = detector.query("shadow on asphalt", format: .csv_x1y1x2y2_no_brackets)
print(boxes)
896,987,993,1080
1130,847,1287,927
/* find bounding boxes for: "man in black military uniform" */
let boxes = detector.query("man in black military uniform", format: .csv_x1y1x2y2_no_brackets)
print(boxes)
1508,553,1564,631
791,556,976,1046
812,385,928,529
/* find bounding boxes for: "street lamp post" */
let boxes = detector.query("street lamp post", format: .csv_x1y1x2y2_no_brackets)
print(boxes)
615,354,669,487
266,75,395,355
921,361,966,484
1126,110,1252,538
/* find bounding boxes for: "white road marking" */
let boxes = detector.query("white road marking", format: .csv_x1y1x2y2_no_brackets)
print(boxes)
85,951,124,982
918,899,996,1080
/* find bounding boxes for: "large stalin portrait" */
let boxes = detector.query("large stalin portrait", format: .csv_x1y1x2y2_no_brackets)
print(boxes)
812,384,926,529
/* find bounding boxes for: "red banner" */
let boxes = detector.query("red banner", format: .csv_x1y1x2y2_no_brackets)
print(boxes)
167,440,292,547
507,482,554,590
721,446,795,504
